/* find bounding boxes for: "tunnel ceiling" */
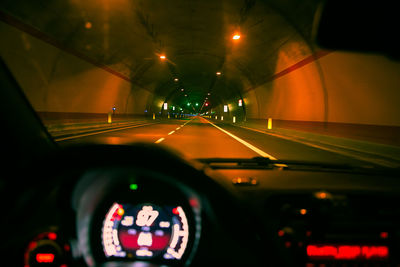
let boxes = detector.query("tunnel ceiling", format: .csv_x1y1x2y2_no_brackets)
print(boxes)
0,0,321,112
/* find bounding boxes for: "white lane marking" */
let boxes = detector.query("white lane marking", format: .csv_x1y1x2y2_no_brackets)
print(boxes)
155,137,165,144
238,125,398,168
168,131,175,135
205,119,277,160
55,122,158,142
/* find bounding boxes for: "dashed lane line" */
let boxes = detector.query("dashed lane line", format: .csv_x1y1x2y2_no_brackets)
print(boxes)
155,137,165,144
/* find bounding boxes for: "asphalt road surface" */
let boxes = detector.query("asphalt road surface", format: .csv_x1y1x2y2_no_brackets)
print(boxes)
58,117,380,167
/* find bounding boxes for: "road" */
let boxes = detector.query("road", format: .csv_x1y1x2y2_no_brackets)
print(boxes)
58,117,380,167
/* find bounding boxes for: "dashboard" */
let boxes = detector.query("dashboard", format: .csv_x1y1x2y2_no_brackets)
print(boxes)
3,143,400,267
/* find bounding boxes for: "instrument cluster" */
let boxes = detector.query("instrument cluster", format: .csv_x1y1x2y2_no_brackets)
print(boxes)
72,167,202,266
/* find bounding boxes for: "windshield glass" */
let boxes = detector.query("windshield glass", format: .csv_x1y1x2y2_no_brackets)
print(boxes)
1,0,399,167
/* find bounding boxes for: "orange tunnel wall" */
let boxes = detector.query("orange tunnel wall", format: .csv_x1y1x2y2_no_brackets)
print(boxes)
244,48,400,127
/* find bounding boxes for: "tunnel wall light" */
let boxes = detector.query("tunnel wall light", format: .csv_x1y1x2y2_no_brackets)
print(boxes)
238,99,243,107
164,103,168,110
224,105,228,112
85,22,92,29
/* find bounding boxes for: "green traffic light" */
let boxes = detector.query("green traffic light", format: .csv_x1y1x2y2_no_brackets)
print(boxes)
129,184,138,190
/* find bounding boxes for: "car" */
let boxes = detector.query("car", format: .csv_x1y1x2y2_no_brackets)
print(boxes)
0,0,400,266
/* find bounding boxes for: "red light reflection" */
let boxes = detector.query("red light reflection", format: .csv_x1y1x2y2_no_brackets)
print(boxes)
380,232,388,239
307,244,389,260
48,232,57,240
172,207,179,215
36,253,55,263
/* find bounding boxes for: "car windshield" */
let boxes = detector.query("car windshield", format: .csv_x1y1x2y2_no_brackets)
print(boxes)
1,0,399,168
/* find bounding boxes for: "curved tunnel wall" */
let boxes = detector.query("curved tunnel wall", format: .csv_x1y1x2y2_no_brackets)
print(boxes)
241,48,400,127
2,19,400,130
0,21,160,118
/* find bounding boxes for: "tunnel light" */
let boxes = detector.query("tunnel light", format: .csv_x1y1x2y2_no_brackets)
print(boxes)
164,103,168,110
195,103,199,106
207,92,211,95
224,105,228,112
85,22,92,29
181,88,184,91
174,78,179,82
187,103,190,106
216,71,221,76
159,55,166,60
232,34,241,40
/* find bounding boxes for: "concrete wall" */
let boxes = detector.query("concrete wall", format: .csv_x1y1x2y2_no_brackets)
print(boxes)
243,43,400,127
320,52,400,126
0,21,156,116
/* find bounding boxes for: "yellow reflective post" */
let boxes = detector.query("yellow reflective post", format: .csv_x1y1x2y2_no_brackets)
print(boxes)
267,118,272,129
233,116,236,123
221,116,224,121
108,112,112,123
153,113,155,120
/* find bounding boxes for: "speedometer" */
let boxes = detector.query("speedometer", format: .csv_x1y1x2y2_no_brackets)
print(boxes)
102,202,190,261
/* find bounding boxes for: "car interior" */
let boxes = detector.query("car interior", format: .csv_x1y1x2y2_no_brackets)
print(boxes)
1,0,400,266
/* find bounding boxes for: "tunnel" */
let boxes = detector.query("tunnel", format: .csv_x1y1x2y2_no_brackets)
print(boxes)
1,0,400,148
3,2,400,266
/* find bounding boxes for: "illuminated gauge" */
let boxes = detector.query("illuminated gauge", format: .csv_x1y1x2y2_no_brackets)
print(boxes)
102,203,189,261
24,232,71,267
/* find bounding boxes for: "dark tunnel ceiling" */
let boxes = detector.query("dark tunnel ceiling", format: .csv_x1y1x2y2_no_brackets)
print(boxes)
0,0,321,110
